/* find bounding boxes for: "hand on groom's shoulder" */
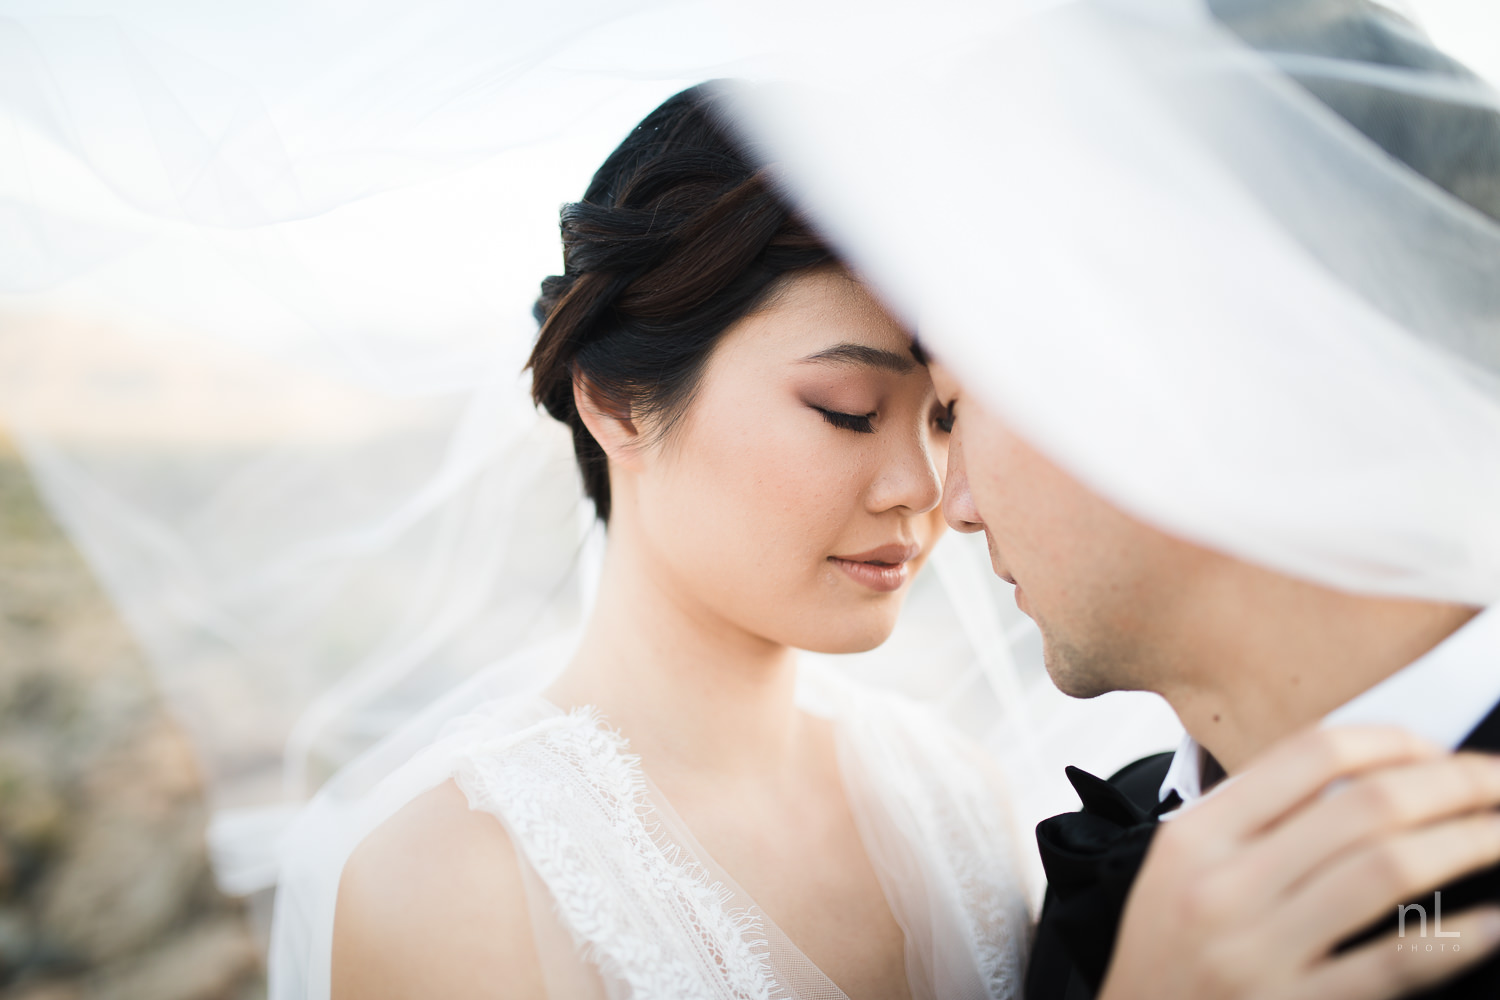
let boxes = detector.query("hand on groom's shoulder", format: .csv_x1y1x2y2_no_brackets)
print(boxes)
1026,735,1500,1000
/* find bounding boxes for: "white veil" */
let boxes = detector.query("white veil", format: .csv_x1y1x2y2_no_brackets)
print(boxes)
3,0,1492,945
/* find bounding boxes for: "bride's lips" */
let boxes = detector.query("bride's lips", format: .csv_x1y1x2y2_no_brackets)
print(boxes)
829,542,922,593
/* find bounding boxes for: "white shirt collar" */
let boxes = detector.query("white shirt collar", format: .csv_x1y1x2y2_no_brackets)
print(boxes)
1160,604,1500,809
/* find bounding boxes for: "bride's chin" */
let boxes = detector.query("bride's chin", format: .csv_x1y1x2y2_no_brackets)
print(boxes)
795,608,903,656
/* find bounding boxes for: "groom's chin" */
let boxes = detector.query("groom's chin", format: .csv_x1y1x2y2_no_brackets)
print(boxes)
1041,640,1124,700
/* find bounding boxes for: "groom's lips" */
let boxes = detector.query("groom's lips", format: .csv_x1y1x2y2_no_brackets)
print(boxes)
829,542,921,593
984,534,1015,586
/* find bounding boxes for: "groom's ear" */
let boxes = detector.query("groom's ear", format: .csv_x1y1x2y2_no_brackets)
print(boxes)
573,374,643,467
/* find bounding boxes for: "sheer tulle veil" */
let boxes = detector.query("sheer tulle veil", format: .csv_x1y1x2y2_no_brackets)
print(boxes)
1,0,1496,960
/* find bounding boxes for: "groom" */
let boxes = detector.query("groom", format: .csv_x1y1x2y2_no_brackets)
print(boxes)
926,1,1500,998
930,367,1499,999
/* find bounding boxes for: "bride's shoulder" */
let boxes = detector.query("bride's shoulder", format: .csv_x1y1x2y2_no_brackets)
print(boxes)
332,778,542,1000
327,701,573,1000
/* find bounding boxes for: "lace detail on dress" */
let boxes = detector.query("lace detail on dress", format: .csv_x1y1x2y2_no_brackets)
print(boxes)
450,708,780,1000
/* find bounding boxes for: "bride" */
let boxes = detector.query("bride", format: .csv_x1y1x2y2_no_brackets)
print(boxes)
274,81,1030,1000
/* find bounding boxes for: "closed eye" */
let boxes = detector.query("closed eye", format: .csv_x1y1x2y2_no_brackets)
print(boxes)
814,406,876,434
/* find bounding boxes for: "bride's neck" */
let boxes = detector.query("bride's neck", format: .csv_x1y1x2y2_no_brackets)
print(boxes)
546,522,804,784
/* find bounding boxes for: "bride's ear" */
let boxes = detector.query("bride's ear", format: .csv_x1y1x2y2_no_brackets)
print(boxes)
573,374,643,466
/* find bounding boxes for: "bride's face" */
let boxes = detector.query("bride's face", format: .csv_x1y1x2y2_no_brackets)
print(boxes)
622,268,950,654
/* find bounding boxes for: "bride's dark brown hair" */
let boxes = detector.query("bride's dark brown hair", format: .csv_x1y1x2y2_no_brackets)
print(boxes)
527,81,835,521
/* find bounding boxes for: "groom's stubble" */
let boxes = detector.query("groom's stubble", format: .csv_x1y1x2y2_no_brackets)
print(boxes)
1041,628,1152,701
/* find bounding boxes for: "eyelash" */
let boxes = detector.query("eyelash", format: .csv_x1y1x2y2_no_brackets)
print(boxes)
814,406,876,434
934,404,955,434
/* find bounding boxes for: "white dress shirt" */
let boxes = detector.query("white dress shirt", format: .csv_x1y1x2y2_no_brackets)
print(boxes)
1160,604,1500,808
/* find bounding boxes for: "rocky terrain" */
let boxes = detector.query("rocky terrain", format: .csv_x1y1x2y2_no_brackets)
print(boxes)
0,440,265,1000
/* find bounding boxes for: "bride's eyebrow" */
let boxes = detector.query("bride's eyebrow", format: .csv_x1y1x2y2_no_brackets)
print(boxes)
798,343,919,374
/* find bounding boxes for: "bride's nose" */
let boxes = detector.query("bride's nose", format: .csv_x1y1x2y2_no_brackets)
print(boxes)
867,429,943,515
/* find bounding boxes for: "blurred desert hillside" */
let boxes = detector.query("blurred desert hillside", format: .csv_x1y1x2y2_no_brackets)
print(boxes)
0,425,266,1000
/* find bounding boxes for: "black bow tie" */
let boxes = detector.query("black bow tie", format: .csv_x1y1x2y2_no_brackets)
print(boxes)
1034,766,1182,993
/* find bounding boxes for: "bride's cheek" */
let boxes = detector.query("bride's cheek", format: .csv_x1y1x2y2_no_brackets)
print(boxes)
759,443,844,537
746,436,851,571
701,421,823,536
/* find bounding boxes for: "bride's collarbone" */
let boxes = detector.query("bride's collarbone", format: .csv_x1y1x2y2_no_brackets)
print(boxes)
654,749,913,1000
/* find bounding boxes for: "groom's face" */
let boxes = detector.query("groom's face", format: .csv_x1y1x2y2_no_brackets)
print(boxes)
929,360,1206,698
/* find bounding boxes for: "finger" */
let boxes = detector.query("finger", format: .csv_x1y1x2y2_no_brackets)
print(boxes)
1183,725,1442,847
1232,753,1500,908
1273,810,1500,960
1289,906,1500,1000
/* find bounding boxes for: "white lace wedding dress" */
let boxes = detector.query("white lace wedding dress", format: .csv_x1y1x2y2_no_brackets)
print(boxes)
269,648,1031,1000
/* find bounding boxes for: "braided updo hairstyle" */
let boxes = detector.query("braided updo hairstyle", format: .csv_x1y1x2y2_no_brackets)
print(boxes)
527,82,836,521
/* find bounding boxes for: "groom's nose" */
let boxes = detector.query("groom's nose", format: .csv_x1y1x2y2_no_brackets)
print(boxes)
941,437,984,534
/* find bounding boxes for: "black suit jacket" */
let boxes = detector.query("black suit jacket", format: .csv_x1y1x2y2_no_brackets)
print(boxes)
1026,702,1500,1000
